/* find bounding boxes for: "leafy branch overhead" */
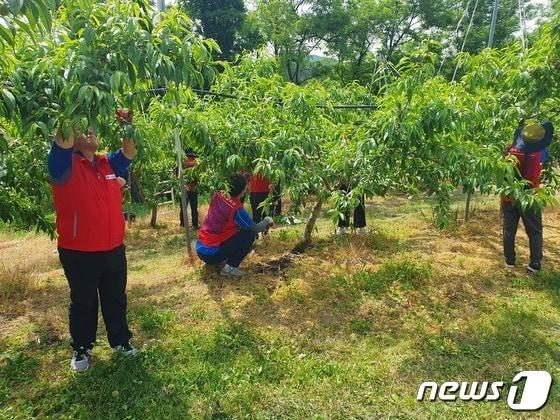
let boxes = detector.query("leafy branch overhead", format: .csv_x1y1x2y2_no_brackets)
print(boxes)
0,0,558,236
1,0,219,143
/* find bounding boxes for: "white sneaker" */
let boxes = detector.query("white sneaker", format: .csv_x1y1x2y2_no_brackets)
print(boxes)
221,264,244,278
113,342,139,356
71,347,90,372
286,216,302,225
336,227,346,235
357,227,367,236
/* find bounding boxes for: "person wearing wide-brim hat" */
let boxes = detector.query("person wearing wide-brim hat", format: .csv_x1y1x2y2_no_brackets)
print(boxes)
502,120,553,273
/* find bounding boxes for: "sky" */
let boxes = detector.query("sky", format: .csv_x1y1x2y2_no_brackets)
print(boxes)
159,0,553,46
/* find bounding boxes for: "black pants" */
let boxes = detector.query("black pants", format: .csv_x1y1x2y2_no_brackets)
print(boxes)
502,201,543,265
180,191,199,228
58,245,132,351
338,194,366,228
250,192,268,223
197,230,256,268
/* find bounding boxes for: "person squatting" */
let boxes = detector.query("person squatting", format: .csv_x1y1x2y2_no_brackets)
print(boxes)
47,116,554,372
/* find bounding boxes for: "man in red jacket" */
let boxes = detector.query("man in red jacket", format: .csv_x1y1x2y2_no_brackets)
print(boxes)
502,120,553,273
48,110,138,372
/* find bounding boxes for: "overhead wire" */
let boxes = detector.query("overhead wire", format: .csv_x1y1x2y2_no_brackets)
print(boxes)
452,0,480,82
147,87,378,110
437,0,473,76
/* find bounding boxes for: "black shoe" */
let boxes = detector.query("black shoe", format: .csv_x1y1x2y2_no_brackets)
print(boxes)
505,260,516,269
527,262,541,274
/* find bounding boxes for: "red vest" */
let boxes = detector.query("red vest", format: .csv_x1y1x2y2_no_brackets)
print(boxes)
502,147,543,203
250,174,271,193
52,153,125,251
198,193,243,247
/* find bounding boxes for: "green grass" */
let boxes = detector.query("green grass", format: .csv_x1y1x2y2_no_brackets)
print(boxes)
1,194,560,418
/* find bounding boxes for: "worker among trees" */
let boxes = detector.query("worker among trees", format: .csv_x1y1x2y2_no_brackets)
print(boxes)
196,174,274,278
47,109,139,372
249,173,281,225
336,183,367,236
502,120,554,273
179,148,200,229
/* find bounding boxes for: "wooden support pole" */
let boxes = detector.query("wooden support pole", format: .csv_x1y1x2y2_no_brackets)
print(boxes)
174,128,194,262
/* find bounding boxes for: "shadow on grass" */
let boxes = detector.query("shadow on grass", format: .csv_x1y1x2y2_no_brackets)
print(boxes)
1,322,289,418
27,350,190,418
399,303,560,384
198,254,435,343
533,270,560,310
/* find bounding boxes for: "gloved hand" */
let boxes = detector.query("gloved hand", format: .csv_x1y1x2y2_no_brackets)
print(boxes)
252,217,274,234
116,108,133,124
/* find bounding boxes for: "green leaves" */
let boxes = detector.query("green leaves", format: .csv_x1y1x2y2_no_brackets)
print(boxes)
8,0,24,15
0,0,53,47
0,16,15,45
1,88,15,116
2,0,217,141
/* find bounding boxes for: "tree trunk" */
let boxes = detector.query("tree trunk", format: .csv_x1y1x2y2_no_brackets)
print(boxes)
150,184,158,228
464,189,473,222
130,171,145,204
291,198,323,254
150,204,158,228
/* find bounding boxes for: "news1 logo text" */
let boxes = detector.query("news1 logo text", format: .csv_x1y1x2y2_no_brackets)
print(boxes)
417,371,552,411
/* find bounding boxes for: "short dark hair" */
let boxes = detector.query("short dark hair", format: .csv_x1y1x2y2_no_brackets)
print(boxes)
229,174,247,197
184,148,197,157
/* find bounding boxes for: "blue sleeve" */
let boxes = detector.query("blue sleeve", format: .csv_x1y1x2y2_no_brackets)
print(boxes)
513,128,522,147
47,141,73,184
234,208,255,230
108,149,132,178
541,149,549,164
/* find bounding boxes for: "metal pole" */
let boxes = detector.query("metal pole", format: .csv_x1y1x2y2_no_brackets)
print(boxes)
157,0,166,12
518,0,528,50
488,0,499,48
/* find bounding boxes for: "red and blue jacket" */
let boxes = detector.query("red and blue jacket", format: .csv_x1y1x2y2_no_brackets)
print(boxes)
196,192,257,255
48,142,131,251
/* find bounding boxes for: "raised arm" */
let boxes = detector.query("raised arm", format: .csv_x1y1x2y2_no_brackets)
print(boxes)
109,109,136,179
116,109,136,160
48,127,76,184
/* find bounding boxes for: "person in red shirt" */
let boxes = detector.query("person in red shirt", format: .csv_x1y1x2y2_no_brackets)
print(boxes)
249,173,271,223
179,148,199,229
196,174,273,277
502,120,553,273
249,173,281,223
47,110,138,372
